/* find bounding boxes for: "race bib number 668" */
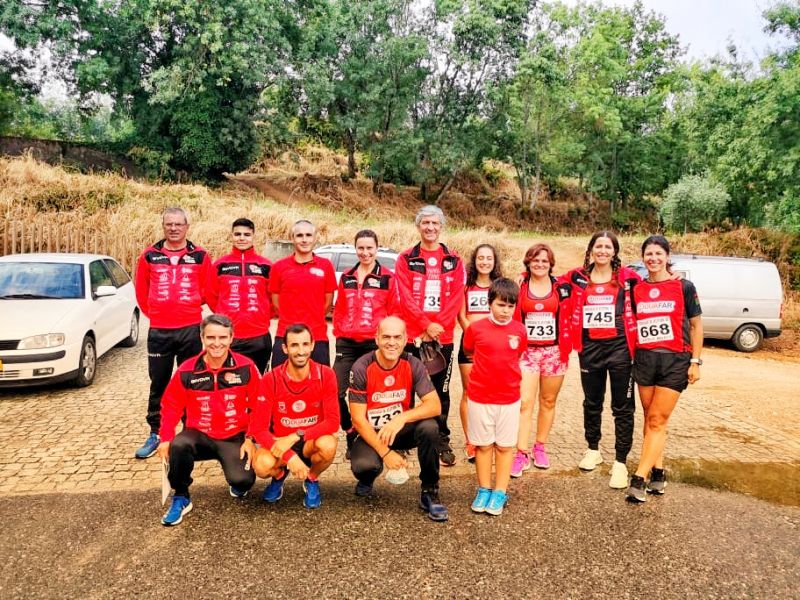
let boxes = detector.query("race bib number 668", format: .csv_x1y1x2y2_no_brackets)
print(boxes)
637,316,674,344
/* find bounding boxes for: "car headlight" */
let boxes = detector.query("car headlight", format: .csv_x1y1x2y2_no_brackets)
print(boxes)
17,333,66,350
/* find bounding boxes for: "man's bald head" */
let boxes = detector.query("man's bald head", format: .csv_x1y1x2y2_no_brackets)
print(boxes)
375,316,407,365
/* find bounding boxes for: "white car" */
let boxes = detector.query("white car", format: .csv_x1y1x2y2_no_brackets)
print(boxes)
0,253,140,388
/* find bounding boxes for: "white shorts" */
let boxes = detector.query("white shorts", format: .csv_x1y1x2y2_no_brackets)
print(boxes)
467,398,521,447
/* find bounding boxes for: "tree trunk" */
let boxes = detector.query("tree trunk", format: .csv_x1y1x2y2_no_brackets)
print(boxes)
530,161,542,210
434,172,457,204
345,129,356,179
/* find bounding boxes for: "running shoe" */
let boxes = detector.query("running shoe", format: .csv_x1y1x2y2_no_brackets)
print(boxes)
609,461,629,489
134,433,160,459
485,489,508,516
578,449,603,471
345,430,357,461
626,474,647,503
303,479,321,509
532,443,550,469
510,450,531,478
419,488,449,522
471,487,492,513
647,468,667,495
465,443,477,463
161,495,192,526
439,444,456,467
354,481,374,497
262,471,288,503
229,484,250,498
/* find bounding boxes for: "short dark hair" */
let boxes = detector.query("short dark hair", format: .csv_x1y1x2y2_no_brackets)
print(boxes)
354,229,379,246
284,323,312,342
232,218,255,231
201,313,233,334
641,235,671,256
488,277,519,305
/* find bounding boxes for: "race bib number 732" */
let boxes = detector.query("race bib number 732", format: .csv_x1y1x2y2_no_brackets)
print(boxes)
367,403,403,428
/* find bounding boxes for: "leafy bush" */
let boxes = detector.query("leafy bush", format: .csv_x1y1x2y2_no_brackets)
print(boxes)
660,174,730,233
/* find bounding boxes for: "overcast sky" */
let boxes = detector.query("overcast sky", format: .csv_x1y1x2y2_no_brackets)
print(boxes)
569,0,792,62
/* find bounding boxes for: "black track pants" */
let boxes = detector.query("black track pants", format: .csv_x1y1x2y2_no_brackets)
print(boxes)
332,338,377,432
231,333,272,374
405,343,454,444
146,325,201,433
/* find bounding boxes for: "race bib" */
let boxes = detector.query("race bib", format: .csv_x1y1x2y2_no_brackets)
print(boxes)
637,316,674,344
467,290,489,313
367,403,403,428
583,305,614,329
423,280,441,313
525,313,556,342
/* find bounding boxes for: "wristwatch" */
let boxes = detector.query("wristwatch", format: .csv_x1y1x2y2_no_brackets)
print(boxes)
689,358,703,365
295,429,305,441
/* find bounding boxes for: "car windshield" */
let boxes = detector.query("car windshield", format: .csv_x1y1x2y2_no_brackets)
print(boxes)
0,262,85,299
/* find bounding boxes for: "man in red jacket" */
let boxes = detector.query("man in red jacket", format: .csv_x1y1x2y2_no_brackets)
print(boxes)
134,207,215,460
241,323,339,509
395,205,465,466
156,314,260,526
209,218,273,373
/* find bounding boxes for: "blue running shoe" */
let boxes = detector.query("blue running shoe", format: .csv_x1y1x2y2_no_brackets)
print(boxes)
135,433,160,459
161,495,192,526
262,471,287,503
485,489,508,516
471,487,492,513
419,488,449,522
229,484,249,498
303,479,322,509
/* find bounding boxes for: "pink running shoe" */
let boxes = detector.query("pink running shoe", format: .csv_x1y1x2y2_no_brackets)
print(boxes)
510,450,531,478
532,442,550,469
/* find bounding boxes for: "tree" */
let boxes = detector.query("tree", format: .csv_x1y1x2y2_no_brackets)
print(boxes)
2,0,295,178
660,174,729,233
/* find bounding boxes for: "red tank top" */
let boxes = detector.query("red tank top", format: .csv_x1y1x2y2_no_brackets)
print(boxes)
633,279,691,352
583,281,620,340
464,283,491,316
518,281,559,346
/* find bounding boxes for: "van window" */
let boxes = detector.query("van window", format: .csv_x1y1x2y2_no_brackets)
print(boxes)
315,252,335,268
337,253,359,272
381,256,397,270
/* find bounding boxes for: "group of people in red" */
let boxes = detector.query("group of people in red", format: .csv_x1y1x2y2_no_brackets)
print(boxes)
133,205,702,526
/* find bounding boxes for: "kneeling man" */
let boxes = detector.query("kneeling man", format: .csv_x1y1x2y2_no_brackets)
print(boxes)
242,324,339,509
157,314,260,526
349,316,448,521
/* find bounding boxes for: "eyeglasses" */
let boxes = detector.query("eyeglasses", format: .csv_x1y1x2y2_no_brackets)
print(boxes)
164,222,188,228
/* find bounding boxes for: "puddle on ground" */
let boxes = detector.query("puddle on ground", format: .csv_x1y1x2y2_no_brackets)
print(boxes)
710,425,761,445
666,459,800,507
557,460,799,507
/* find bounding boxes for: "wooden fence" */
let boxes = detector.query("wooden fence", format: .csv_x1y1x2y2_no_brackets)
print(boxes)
1,219,141,275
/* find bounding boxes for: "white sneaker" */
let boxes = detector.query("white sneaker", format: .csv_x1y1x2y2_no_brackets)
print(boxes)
578,449,603,471
609,461,628,489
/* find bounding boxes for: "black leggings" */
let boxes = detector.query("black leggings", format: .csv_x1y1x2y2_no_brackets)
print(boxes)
350,419,440,490
579,343,635,463
167,429,255,496
332,338,377,431
405,343,454,443
146,325,202,433
231,333,272,374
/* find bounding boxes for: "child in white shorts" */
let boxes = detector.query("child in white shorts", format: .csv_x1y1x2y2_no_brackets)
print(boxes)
462,278,526,516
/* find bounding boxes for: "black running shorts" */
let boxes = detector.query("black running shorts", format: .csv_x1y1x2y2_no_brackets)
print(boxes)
633,349,690,392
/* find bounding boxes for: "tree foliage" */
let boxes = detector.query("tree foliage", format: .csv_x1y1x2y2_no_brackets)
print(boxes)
660,174,730,233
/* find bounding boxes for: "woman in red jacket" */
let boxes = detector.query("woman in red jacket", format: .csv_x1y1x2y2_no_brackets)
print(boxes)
456,243,503,462
511,243,572,476
332,230,400,458
565,231,640,490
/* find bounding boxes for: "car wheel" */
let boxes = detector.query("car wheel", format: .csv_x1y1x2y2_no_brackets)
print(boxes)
118,311,140,347
732,324,764,352
74,336,97,387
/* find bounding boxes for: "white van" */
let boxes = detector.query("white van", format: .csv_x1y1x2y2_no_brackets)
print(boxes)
631,255,783,352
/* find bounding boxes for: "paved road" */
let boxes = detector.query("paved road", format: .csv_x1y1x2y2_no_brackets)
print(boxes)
1,476,798,599
2,321,799,496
